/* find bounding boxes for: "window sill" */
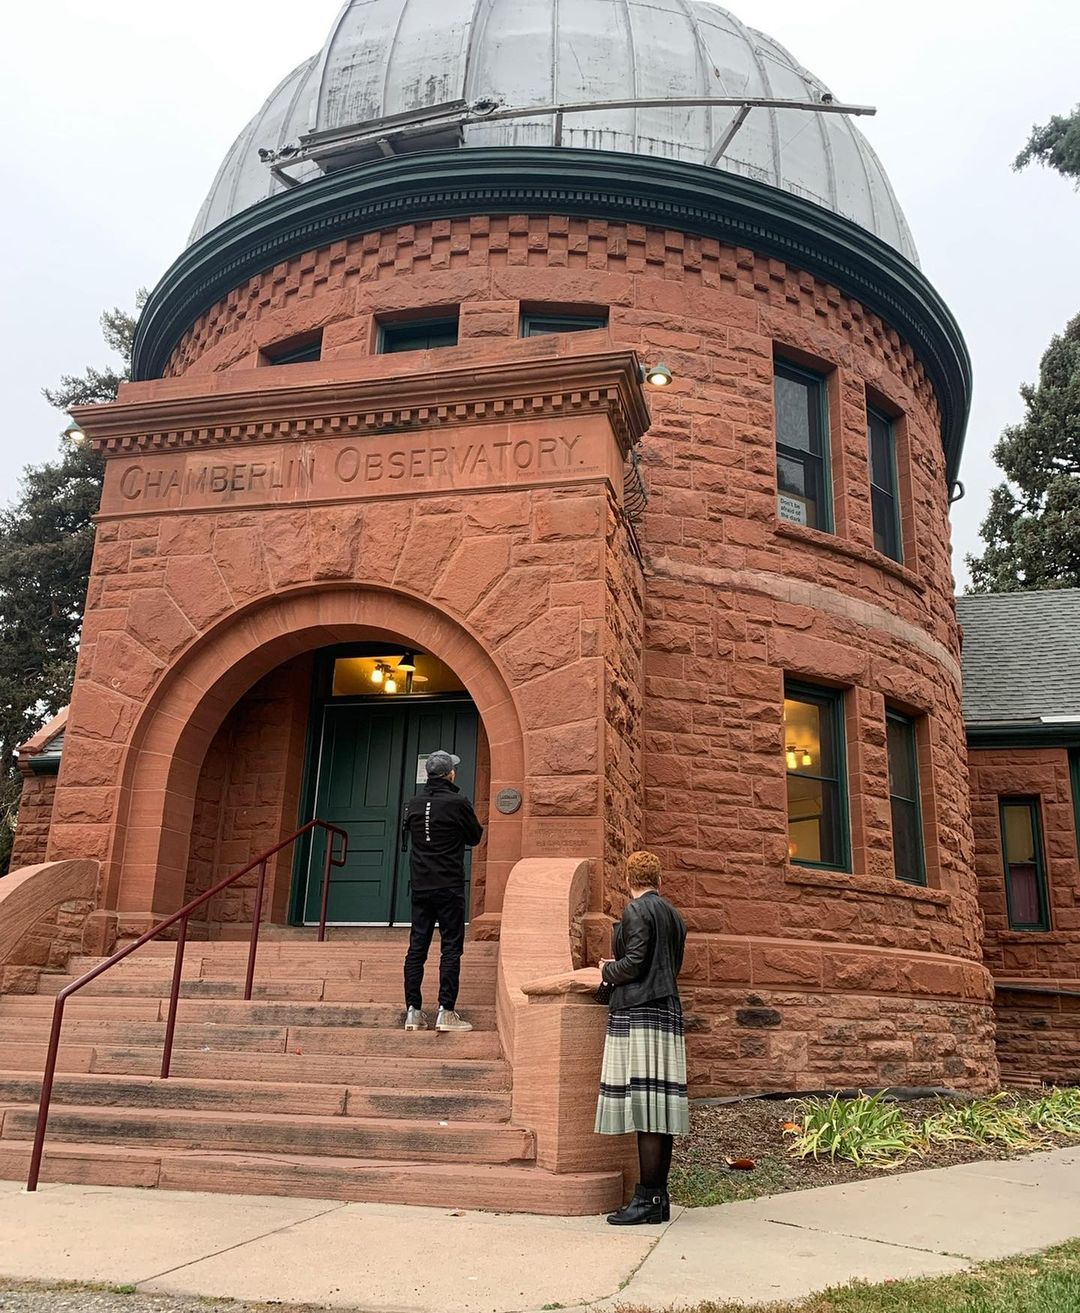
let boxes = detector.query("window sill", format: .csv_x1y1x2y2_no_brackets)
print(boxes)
785,865,951,906
997,929,1065,942
774,520,926,595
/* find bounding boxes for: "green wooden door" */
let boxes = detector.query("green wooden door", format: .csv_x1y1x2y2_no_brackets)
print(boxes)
303,700,478,926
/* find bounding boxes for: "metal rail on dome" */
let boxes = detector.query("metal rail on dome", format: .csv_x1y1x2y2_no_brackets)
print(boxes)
261,93,876,185
25,818,348,1192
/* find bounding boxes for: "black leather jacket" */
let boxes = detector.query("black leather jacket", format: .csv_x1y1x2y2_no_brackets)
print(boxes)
601,891,686,1009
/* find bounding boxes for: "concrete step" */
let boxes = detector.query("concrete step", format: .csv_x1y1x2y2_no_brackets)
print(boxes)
0,1073,511,1122
0,1019,500,1059
0,997,498,1030
0,1105,533,1164
0,1141,621,1215
0,1043,511,1089
0,1020,290,1053
33,975,495,1004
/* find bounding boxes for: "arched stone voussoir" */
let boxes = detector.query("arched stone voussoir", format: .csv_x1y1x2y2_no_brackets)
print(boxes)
92,582,526,916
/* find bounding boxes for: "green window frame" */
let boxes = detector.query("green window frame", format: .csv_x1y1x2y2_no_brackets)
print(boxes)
520,312,608,337
999,797,1051,932
868,406,903,562
783,681,850,871
379,315,459,354
886,710,926,885
774,360,833,533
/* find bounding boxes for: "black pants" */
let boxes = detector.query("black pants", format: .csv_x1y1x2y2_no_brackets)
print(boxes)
403,887,466,1011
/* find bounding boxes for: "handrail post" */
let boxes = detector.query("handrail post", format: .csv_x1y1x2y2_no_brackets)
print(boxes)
244,861,267,1002
318,834,334,943
161,916,188,1079
26,994,67,1192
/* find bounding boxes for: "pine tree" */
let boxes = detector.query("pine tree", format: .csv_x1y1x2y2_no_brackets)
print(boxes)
966,314,1080,593
0,295,143,870
1015,105,1080,187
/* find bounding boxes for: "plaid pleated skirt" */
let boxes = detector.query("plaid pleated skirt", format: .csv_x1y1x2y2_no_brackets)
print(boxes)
594,997,690,1136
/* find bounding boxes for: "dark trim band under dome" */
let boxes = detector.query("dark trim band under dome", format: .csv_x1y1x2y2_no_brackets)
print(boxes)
133,148,971,484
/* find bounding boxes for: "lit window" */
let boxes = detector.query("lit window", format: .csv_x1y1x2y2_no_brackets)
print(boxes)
868,407,903,562
784,684,848,869
521,313,608,337
999,799,1051,931
774,362,831,531
886,711,926,885
379,316,459,353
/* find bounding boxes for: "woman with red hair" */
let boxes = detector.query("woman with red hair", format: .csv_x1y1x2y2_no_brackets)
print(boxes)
595,850,689,1225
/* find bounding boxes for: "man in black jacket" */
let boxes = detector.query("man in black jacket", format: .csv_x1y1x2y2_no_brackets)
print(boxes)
400,750,484,1032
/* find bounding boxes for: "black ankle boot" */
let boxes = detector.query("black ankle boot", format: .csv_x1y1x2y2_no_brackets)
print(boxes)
661,1191,671,1222
607,1184,665,1226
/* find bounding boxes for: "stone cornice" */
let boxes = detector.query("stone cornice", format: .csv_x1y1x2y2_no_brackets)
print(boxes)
73,348,652,458
132,147,972,485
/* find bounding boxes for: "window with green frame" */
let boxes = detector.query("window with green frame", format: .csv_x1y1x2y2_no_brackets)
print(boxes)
774,360,832,532
783,682,849,870
999,798,1051,931
520,312,608,337
886,710,926,884
379,315,459,353
867,405,903,562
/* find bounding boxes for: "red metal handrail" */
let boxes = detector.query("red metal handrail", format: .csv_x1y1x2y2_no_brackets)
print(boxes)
26,817,348,1191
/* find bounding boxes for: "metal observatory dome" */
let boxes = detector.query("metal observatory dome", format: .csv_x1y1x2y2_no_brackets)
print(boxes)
189,0,918,263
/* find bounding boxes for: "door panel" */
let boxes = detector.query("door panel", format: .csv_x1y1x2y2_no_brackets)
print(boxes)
304,705,405,924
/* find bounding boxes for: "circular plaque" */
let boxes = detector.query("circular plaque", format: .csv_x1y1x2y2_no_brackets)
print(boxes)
495,788,523,815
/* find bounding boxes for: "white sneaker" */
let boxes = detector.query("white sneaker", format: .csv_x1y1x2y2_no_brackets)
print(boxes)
404,1007,429,1031
435,1008,473,1032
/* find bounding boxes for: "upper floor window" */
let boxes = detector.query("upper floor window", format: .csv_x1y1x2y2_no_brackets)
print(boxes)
521,312,608,337
262,330,323,366
886,711,926,885
379,315,459,354
784,683,849,870
999,798,1051,931
774,361,831,532
868,407,903,562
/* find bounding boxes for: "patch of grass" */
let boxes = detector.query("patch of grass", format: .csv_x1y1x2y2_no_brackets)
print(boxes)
669,1157,792,1207
612,1238,1080,1313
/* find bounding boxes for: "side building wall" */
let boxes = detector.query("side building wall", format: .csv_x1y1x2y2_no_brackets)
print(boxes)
970,745,1080,1086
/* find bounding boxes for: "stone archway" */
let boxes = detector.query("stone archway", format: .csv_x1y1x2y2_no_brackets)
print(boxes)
99,585,525,927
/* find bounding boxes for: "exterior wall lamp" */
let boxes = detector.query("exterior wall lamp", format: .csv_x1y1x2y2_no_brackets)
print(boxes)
642,363,673,387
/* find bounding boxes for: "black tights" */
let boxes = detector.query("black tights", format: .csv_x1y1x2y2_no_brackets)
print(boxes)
637,1131,674,1192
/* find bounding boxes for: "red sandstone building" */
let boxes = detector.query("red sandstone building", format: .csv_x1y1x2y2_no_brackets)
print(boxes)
1,0,1077,1210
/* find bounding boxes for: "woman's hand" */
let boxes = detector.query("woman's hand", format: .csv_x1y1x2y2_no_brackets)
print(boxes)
598,958,614,970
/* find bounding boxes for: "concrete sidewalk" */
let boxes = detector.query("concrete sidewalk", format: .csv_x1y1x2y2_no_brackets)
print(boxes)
1,1147,1078,1312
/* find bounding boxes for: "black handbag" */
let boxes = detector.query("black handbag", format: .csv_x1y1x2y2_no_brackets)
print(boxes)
594,979,612,1005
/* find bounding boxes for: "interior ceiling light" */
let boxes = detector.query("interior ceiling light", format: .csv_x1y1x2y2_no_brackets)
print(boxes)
786,746,798,771
397,652,417,673
384,675,398,695
801,749,813,767
643,362,673,387
371,662,385,685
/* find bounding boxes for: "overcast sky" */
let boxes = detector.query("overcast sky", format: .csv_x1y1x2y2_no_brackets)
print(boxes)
2,1,1077,589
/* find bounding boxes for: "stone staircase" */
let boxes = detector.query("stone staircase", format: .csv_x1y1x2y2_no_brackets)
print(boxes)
0,933,620,1213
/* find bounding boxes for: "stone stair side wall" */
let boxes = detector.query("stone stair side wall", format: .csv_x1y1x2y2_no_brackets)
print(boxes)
0,860,99,994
